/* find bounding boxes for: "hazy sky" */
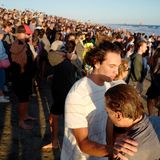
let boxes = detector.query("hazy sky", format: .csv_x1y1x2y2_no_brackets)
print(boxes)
1,0,160,25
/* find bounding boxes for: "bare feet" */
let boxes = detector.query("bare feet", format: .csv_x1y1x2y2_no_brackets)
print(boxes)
42,143,53,150
19,121,33,130
24,115,37,121
42,139,59,150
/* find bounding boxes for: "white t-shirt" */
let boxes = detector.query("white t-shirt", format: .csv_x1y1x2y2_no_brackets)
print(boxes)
110,79,126,87
61,77,111,160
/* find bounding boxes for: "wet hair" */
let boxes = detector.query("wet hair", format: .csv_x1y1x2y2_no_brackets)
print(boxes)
105,84,144,120
84,40,121,68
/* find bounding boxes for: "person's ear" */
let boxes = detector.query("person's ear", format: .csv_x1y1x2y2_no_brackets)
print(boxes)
115,111,123,121
94,61,100,69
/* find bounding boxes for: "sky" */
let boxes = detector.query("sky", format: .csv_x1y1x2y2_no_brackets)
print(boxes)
1,0,160,25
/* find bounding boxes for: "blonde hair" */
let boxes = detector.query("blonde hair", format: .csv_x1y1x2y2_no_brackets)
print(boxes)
115,59,129,80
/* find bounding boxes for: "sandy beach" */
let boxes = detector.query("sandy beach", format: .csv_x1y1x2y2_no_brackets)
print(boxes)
0,77,159,160
0,79,64,160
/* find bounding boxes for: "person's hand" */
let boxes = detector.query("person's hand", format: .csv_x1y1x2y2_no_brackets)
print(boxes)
113,137,138,160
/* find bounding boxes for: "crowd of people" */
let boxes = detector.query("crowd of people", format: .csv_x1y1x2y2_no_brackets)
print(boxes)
0,7,160,160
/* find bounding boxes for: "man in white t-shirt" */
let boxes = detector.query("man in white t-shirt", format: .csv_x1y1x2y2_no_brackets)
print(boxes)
61,41,138,160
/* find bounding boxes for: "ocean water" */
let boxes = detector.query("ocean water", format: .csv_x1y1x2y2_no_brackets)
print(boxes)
106,24,160,37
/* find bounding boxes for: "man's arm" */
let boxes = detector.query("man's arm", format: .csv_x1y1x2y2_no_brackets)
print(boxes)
106,117,114,145
133,56,142,81
72,128,138,159
72,127,113,157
